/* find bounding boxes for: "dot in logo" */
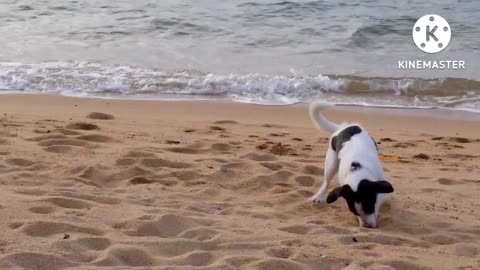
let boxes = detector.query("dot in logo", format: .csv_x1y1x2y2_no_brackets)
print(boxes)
412,14,451,54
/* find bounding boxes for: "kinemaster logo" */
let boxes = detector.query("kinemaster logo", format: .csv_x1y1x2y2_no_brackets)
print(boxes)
398,14,465,70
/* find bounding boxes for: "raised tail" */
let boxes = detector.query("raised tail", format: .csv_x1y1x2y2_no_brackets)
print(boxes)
309,101,339,134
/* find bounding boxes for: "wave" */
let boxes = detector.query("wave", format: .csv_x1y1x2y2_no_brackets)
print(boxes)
0,61,479,113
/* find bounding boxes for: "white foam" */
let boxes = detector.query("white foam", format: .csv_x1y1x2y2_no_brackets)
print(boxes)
0,61,478,113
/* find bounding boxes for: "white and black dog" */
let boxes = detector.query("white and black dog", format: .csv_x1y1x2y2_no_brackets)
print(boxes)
308,101,394,228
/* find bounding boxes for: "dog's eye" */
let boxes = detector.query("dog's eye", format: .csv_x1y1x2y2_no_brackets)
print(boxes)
350,162,362,171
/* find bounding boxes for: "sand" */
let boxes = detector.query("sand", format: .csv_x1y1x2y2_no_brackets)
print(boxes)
0,94,479,270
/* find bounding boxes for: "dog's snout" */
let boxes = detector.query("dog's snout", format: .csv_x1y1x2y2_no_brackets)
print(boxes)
357,215,377,228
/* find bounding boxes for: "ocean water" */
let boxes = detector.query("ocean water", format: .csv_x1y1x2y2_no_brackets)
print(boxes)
0,0,479,112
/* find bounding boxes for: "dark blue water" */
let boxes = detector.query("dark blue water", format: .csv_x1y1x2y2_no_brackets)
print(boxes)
0,0,479,111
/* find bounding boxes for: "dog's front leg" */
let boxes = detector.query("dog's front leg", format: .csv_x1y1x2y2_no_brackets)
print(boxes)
310,147,339,203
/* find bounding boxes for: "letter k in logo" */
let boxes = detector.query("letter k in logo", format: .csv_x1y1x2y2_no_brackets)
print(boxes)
426,25,438,42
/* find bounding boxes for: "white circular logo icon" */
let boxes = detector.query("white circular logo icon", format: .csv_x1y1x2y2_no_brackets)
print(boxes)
413,14,451,54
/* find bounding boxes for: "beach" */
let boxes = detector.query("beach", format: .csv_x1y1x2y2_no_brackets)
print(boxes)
0,94,478,270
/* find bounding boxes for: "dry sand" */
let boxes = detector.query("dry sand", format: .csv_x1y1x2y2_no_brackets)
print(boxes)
0,94,479,270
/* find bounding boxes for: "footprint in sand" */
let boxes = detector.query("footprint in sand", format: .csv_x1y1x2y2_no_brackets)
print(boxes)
54,237,112,263
455,244,478,258
420,187,445,193
262,124,286,128
66,122,99,130
437,178,463,185
295,175,315,187
0,252,75,270
38,138,90,147
222,256,261,268
124,150,157,158
141,158,193,169
128,176,155,185
94,246,157,267
52,128,82,136
338,234,431,248
413,153,430,160
269,132,289,137
76,134,117,143
178,227,220,241
213,120,238,125
44,197,92,209
260,162,283,171
166,142,232,155
5,158,35,167
422,234,459,245
448,137,471,143
27,134,69,142
221,162,249,170
87,112,114,120
114,213,212,238
209,126,226,131
78,164,153,187
302,165,323,175
53,191,121,205
31,134,95,154
264,246,294,259
241,152,277,162
19,221,103,237
278,224,313,235
393,142,416,148
248,258,305,270
168,251,217,267
245,170,294,191
28,206,55,214
65,237,111,251
116,158,137,166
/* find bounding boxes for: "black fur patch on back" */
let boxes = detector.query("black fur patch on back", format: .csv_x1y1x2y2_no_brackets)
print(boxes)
331,126,362,152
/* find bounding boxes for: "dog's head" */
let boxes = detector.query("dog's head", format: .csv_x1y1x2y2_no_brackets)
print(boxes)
326,179,394,228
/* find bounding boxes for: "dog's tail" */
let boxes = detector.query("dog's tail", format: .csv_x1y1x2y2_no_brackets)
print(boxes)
309,101,339,134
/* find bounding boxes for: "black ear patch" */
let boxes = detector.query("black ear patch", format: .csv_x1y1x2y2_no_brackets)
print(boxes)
330,180,394,216
326,185,354,204
326,186,343,203
372,181,394,193
358,180,394,194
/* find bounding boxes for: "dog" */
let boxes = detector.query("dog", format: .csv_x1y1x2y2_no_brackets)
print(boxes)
308,101,394,228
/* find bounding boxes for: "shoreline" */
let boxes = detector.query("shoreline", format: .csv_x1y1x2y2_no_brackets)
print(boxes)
1,93,479,123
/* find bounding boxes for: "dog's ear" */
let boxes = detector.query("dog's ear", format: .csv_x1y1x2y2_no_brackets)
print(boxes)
371,180,394,194
326,185,351,203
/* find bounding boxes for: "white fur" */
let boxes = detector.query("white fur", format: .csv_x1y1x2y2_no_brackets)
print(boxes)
309,101,387,228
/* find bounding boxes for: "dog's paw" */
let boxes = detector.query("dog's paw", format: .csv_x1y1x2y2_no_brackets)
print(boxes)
309,194,325,204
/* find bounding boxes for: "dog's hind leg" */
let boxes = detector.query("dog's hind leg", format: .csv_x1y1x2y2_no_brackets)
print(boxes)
310,147,339,203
